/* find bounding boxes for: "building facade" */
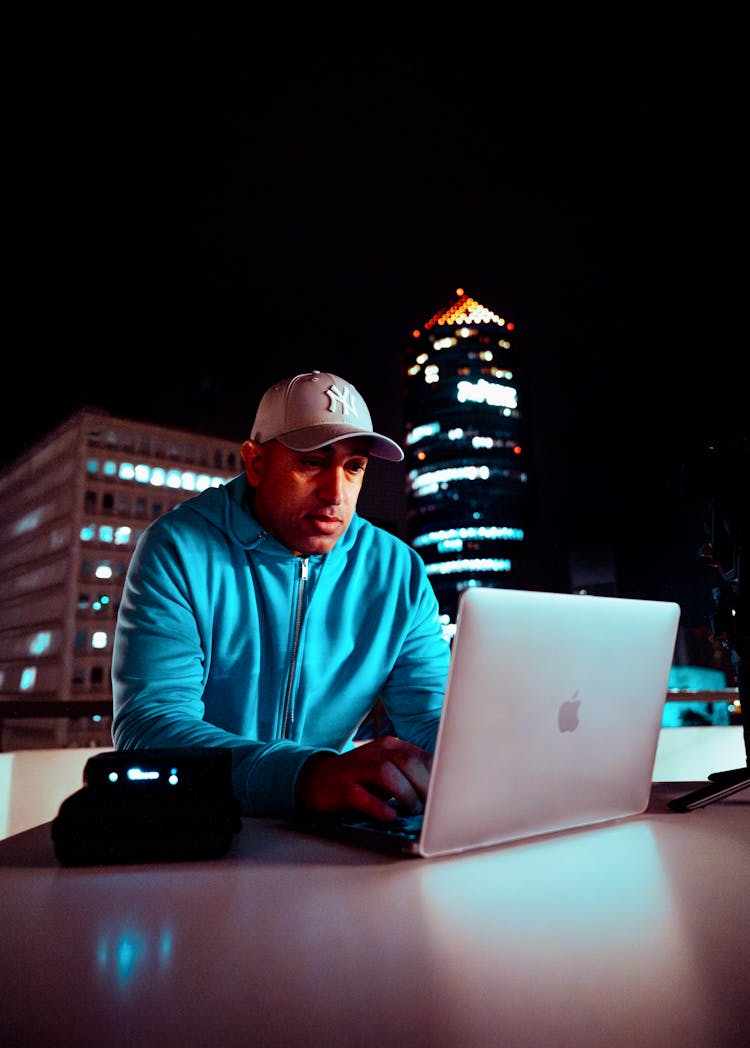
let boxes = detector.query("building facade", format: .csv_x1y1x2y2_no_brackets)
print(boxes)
403,289,537,630
0,409,239,749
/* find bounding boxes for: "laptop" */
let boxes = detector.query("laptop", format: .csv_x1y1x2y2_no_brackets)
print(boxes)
296,587,681,858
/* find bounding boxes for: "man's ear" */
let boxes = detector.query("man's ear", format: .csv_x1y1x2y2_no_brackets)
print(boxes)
241,439,264,488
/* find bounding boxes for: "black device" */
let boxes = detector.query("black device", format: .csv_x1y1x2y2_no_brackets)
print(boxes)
52,748,242,866
668,766,750,811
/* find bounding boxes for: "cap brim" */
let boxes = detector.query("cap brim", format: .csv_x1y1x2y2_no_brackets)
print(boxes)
277,424,404,462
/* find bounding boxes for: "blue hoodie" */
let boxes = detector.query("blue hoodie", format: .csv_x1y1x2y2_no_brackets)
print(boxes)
112,474,450,816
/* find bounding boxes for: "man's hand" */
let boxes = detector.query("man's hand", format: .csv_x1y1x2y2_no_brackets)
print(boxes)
295,736,433,821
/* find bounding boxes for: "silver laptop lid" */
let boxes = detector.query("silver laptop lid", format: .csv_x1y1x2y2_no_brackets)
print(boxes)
420,588,680,858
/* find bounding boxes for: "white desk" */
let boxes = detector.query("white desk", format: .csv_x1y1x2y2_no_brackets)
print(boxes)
1,783,748,1048
1,727,745,842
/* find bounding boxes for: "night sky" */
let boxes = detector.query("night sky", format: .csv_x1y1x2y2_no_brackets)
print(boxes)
9,7,749,627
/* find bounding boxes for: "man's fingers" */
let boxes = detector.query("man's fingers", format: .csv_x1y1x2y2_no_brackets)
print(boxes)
373,760,425,815
296,737,434,818
345,782,400,821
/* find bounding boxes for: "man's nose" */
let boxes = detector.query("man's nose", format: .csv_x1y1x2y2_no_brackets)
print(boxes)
318,466,344,503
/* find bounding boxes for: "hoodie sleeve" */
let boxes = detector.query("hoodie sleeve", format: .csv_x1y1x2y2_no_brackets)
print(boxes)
379,551,450,752
111,518,330,817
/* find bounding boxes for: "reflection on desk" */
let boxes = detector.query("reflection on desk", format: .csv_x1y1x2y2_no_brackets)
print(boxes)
1,783,748,1048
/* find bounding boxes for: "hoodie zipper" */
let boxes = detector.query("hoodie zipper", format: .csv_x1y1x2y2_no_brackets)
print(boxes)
281,556,309,738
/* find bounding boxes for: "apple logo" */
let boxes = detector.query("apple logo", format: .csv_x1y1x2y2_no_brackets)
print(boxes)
558,690,581,733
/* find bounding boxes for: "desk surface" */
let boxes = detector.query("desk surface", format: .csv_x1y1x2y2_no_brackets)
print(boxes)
2,783,748,1048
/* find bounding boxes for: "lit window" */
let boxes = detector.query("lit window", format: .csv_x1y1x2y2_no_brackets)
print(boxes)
92,631,108,649
50,528,68,548
99,526,114,543
425,558,511,576
95,563,113,580
14,511,40,535
425,365,439,385
135,464,150,483
437,539,463,552
29,631,52,654
166,470,182,489
456,378,517,410
20,667,37,691
406,422,439,446
86,459,99,474
410,465,490,491
80,525,96,542
150,468,166,487
413,526,523,548
181,471,197,491
114,526,132,545
103,461,117,476
119,462,136,480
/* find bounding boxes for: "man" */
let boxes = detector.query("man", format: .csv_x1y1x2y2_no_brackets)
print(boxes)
112,371,450,821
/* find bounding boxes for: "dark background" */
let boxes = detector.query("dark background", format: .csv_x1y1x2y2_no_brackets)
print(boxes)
9,6,749,627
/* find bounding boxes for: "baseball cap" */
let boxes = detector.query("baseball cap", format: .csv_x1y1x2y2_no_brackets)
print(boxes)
251,371,404,462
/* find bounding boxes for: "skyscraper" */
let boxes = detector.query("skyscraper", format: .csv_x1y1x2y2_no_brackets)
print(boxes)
403,289,537,630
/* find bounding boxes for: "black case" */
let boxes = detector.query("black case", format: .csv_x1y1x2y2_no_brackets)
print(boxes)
51,748,242,866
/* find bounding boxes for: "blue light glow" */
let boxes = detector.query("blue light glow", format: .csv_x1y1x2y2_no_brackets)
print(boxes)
29,630,52,654
406,422,440,446
115,932,146,983
127,767,160,781
413,526,524,548
20,667,37,690
410,465,491,490
13,511,41,535
95,924,174,986
425,558,511,575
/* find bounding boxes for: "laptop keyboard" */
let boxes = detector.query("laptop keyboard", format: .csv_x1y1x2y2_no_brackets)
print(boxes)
341,813,423,841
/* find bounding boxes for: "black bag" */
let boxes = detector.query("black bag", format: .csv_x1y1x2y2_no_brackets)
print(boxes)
51,748,242,866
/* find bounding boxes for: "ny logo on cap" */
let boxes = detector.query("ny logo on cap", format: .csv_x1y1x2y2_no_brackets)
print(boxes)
325,383,358,417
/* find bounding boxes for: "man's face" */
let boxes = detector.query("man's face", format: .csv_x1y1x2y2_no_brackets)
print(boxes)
241,437,370,556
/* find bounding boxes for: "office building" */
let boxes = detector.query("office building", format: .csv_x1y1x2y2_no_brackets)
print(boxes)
0,409,238,749
403,288,537,628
